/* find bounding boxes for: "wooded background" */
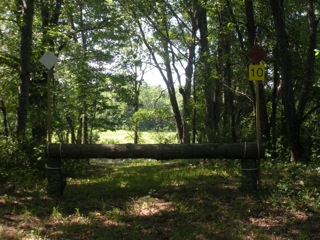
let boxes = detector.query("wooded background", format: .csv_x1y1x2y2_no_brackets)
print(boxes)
0,0,319,170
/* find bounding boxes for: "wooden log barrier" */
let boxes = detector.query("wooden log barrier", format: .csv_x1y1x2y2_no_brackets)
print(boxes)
47,142,264,160
46,142,265,198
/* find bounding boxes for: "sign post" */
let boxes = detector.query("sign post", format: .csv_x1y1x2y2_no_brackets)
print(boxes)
244,44,266,191
39,51,58,144
248,63,265,141
246,44,266,141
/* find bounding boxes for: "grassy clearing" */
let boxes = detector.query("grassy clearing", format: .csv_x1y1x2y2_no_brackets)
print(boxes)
97,130,178,144
0,158,320,239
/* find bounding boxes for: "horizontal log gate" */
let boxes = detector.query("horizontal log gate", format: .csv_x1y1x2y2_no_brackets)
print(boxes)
46,142,265,198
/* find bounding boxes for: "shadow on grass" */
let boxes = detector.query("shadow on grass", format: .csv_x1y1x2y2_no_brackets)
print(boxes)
49,181,251,239
1,159,320,239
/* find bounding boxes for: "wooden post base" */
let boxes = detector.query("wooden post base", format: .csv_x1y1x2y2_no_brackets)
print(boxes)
47,157,65,199
241,158,259,192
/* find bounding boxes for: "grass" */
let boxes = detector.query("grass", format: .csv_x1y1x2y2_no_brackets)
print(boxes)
97,130,178,144
1,157,320,239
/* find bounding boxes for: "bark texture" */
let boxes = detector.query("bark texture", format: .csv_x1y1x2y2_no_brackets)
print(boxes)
47,142,265,160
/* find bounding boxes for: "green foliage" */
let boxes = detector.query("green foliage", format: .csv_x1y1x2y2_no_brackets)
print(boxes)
0,0,319,165
131,108,175,131
149,130,177,144
264,160,320,212
0,137,46,187
1,0,320,237
62,159,91,178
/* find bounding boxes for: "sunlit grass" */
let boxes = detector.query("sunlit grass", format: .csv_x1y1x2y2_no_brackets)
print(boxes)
98,130,134,143
97,130,177,144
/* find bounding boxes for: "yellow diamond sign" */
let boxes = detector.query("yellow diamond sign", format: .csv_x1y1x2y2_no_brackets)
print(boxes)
249,64,265,81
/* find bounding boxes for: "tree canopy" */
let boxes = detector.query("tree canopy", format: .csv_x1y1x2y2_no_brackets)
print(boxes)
0,0,319,165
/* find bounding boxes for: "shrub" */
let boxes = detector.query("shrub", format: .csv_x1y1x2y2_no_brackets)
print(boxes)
0,137,46,186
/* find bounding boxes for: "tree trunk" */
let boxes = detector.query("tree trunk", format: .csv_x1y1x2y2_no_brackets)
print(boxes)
29,0,63,142
270,47,280,158
77,114,83,144
83,103,89,144
297,0,319,127
218,3,235,142
133,77,141,144
244,0,257,100
192,78,197,143
79,0,89,145
269,0,304,162
66,116,77,144
136,19,184,143
180,6,197,144
0,99,9,136
30,70,49,141
197,4,215,142
222,41,236,142
89,100,97,144
165,68,184,143
180,49,193,144
16,0,35,138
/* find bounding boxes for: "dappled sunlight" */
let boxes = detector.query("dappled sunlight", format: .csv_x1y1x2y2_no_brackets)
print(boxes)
92,212,124,228
1,159,320,239
0,225,21,240
249,216,284,229
128,196,176,217
0,213,43,239
247,209,315,239
249,209,308,230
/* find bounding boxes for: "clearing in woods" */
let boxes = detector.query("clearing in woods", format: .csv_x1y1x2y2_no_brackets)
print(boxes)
0,131,320,239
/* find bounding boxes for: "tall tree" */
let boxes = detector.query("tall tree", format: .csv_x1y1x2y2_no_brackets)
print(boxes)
219,2,235,142
269,0,319,161
197,2,215,142
54,0,131,144
269,0,299,160
126,0,193,143
29,0,64,142
16,0,35,138
297,0,319,128
177,0,197,144
0,99,8,136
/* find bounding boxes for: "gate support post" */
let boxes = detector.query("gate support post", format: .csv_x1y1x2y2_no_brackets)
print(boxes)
241,158,258,192
47,156,65,199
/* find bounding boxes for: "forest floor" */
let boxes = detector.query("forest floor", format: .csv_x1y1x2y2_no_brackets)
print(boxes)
0,157,320,239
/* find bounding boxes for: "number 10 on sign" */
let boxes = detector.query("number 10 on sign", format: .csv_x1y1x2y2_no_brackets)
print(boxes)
249,64,265,81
